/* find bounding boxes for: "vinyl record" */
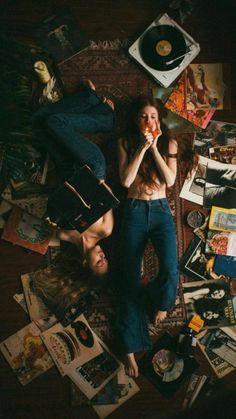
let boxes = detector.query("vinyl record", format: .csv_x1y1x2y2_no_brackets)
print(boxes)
72,320,94,348
140,24,186,71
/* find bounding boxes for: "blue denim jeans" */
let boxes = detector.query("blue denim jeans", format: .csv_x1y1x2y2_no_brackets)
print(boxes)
116,198,179,354
32,88,114,180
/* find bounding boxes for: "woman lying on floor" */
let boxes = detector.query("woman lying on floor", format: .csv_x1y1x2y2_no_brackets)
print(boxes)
33,80,115,276
116,95,197,377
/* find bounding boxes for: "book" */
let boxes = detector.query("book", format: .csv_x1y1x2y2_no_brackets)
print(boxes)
0,322,54,385
138,332,199,398
164,71,216,129
193,120,236,157
196,329,235,378
41,315,122,399
47,165,119,233
209,145,236,164
1,207,53,255
185,63,230,110
34,11,91,64
21,273,57,332
179,236,230,282
182,279,236,328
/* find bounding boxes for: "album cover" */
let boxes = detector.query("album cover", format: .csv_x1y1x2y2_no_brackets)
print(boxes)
182,279,236,328
182,373,207,409
47,165,119,233
68,340,122,400
34,11,91,64
1,207,53,254
179,155,209,205
196,329,235,378
214,255,236,278
21,273,57,332
185,63,230,110
92,367,140,418
13,292,28,313
164,71,216,129
198,327,236,368
205,230,236,257
0,322,54,385
138,332,199,398
209,145,236,164
179,236,230,282
193,120,236,157
41,314,103,377
1,186,48,219
203,160,236,209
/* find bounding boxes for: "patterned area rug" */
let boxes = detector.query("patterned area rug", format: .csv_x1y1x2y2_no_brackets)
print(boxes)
56,41,186,338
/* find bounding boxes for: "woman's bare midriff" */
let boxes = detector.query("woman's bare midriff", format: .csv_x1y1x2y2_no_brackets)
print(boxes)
127,176,167,200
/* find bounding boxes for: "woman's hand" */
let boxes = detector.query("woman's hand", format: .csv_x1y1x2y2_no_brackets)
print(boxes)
150,122,162,151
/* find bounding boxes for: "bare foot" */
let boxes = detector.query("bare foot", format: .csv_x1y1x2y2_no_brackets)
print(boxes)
154,310,167,327
84,79,96,91
102,96,115,111
57,229,81,247
125,353,139,378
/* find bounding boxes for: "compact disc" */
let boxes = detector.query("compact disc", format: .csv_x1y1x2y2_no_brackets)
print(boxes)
140,24,186,71
72,320,94,348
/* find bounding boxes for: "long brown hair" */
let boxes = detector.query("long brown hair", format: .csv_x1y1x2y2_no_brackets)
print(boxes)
122,95,198,189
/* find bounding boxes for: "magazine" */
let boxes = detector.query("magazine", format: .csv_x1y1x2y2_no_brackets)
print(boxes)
209,206,236,233
193,120,236,157
185,63,230,110
21,273,57,332
196,329,235,378
179,236,230,282
182,279,236,328
34,11,91,64
164,71,216,129
209,144,236,164
197,327,236,368
1,207,53,255
0,322,54,385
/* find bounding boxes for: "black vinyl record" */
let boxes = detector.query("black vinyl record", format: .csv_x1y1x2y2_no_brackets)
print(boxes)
140,24,186,71
72,320,94,348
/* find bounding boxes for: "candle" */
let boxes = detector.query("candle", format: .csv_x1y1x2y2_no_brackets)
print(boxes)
34,61,51,84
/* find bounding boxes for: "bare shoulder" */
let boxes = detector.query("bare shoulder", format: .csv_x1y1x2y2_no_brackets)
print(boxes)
169,138,178,151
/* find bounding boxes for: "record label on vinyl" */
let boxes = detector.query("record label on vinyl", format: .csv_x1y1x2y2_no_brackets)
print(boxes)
72,320,94,348
140,24,186,71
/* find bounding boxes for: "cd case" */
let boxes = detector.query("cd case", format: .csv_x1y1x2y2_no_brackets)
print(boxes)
46,165,119,232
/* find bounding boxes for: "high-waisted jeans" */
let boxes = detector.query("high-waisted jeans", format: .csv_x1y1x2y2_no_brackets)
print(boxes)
32,88,114,180
116,198,179,354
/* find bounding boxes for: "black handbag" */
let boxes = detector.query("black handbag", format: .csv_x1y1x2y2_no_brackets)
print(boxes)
46,165,119,232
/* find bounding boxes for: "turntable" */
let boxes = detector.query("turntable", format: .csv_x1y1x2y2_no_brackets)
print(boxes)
129,13,200,88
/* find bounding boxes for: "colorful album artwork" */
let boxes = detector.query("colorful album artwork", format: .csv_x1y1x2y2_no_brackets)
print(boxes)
164,71,216,129
1,207,53,254
0,322,54,385
185,63,231,110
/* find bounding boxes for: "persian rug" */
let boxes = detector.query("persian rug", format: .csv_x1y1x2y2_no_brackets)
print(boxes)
56,40,186,336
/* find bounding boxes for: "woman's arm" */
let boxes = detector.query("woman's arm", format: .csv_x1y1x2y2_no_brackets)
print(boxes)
150,138,178,187
118,137,151,188
99,209,114,238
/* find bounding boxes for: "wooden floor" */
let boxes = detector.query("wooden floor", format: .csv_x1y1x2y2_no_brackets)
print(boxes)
0,1,236,418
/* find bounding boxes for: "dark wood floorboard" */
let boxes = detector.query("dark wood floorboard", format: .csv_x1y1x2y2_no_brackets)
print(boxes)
0,1,236,418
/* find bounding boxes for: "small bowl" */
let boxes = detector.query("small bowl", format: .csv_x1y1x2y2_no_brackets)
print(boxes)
187,210,206,229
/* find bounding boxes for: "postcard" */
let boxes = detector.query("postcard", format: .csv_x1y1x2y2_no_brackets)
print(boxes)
41,314,103,377
0,322,54,385
205,230,236,256
185,63,230,110
1,207,53,254
21,273,57,332
182,279,236,328
179,236,230,282
209,207,236,233
196,329,235,378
